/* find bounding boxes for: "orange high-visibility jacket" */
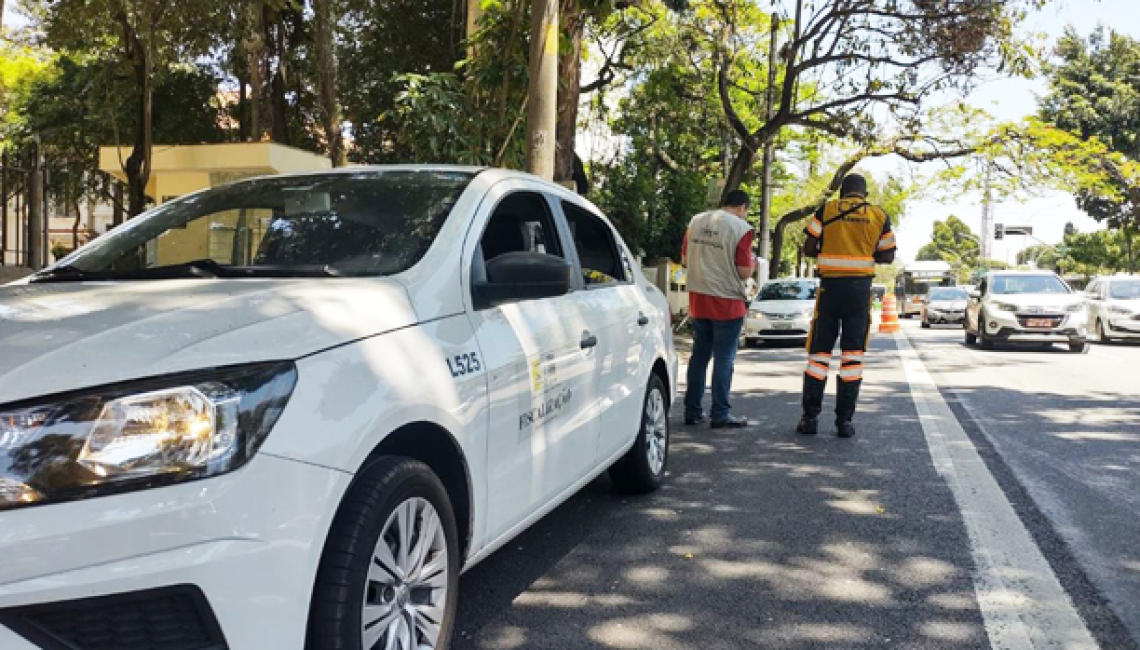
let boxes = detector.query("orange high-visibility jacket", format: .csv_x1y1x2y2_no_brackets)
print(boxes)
804,196,896,277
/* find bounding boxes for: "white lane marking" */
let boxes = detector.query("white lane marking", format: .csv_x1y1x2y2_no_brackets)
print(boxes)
896,331,1099,650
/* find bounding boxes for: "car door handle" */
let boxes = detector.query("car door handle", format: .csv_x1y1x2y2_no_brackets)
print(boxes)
580,331,598,349
637,313,649,326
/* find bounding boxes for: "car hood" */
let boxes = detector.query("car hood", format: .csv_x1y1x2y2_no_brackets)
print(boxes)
989,293,1083,311
929,300,967,310
750,299,813,315
0,278,418,404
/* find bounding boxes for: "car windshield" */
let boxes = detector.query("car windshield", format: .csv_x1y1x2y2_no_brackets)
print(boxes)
1109,279,1140,300
991,275,1070,295
756,280,817,301
45,171,472,280
928,288,967,301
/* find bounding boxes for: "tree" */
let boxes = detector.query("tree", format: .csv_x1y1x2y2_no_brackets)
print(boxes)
1018,243,1060,271
313,0,345,165
42,0,224,215
916,215,979,281
713,0,1041,201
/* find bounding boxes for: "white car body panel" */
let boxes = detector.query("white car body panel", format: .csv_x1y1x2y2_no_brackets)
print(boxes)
0,166,677,649
966,272,1088,343
1086,277,1140,339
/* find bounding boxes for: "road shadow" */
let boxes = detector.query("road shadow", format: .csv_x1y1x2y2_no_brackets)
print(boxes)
454,337,990,649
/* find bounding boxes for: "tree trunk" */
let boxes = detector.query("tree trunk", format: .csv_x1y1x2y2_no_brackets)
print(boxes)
314,0,346,166
244,4,265,141
555,0,582,186
721,145,756,205
237,69,250,141
71,197,81,251
112,181,124,227
124,50,154,217
466,0,484,59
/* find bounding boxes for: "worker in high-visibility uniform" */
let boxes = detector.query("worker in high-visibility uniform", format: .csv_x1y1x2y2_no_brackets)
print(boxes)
797,173,897,438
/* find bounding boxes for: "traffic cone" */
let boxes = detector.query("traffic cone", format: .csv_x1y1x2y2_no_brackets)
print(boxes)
879,293,901,333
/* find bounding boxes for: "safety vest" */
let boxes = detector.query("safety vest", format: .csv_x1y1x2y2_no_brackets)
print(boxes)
686,209,751,301
805,197,894,278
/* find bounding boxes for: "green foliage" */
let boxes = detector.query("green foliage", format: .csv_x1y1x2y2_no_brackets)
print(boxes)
916,215,980,282
339,0,462,163
1017,243,1061,271
1056,229,1137,276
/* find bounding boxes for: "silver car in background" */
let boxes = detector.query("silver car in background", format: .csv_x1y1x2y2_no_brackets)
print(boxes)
1086,275,1140,342
921,286,969,328
744,278,819,347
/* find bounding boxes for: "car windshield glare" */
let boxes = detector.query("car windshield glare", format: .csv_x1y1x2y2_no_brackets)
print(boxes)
991,275,1069,295
928,288,967,301
1109,280,1140,300
757,281,817,301
56,171,473,278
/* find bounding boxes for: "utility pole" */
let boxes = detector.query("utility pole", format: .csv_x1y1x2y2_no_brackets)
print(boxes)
757,13,780,281
980,169,994,263
525,0,558,180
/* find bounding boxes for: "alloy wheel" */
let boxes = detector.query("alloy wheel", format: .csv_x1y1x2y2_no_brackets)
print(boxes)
362,497,449,650
645,387,667,475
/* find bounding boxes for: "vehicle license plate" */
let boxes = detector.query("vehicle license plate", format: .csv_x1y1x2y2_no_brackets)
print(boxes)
773,323,791,330
1026,318,1052,328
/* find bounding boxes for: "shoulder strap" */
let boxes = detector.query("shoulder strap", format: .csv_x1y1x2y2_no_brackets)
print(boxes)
822,201,870,229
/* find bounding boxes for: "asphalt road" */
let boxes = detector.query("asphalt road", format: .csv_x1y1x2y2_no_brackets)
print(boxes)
453,320,1140,649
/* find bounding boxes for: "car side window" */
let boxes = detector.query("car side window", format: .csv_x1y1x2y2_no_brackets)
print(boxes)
471,192,565,308
561,201,627,286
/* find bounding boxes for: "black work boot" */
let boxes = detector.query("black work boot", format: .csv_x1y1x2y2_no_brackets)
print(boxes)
836,380,862,438
796,416,819,435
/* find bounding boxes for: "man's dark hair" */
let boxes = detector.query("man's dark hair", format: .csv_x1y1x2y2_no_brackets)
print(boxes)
722,189,750,209
840,173,867,197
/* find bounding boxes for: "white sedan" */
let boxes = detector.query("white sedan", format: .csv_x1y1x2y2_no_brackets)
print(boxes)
965,271,1088,352
0,166,677,650
743,278,819,346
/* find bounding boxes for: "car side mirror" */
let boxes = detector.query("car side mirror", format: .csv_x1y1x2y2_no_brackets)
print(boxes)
474,251,572,309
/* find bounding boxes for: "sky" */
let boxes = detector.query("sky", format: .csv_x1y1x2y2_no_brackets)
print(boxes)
884,0,1140,264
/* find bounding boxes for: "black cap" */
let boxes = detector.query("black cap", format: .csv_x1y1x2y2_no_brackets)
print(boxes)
840,173,867,197
722,189,751,208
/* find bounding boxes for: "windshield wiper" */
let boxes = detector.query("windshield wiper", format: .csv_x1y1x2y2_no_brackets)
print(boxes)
28,265,99,283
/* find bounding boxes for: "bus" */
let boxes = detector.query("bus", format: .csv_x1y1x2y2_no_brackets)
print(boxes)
896,261,956,317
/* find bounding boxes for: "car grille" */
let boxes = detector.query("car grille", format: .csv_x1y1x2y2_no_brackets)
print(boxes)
0,585,227,650
763,312,798,321
760,329,808,336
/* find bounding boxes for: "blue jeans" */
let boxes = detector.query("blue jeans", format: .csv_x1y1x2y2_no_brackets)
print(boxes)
684,318,744,422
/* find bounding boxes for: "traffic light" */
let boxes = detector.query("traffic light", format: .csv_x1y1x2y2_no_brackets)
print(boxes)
994,223,1004,240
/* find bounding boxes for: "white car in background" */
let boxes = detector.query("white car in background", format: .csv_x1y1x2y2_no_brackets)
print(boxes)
965,271,1089,352
743,278,819,347
921,286,969,327
0,167,677,650
1085,275,1140,342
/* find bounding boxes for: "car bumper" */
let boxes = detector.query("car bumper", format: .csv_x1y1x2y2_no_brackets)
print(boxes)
0,453,351,650
744,315,812,340
925,310,965,324
1105,317,1140,338
985,309,1087,341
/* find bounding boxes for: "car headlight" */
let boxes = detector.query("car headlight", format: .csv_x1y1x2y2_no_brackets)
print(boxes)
0,362,296,511
992,302,1019,313
800,307,815,318
748,309,762,319
1109,305,1133,315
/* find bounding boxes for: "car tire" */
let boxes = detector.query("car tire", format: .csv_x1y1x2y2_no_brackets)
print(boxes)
921,318,930,329
610,374,670,494
743,337,758,349
1069,338,1090,354
309,457,460,650
976,311,995,350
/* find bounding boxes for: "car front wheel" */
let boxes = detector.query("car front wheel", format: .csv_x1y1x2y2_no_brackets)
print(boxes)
1097,319,1113,343
610,374,670,493
309,457,460,650
1069,338,1090,354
